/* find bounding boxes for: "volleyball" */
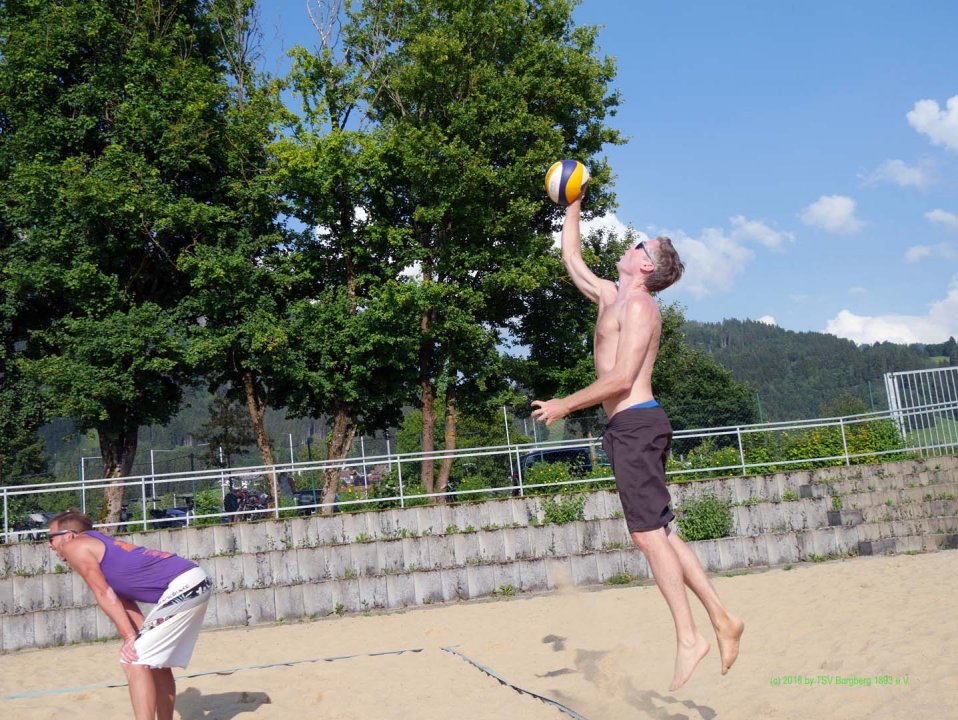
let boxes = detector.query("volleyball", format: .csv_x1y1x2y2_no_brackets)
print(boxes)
544,159,590,205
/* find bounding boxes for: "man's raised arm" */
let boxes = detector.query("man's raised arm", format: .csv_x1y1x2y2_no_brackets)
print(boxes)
561,197,615,303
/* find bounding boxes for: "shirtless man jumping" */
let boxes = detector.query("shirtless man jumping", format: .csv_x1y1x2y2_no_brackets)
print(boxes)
531,196,744,691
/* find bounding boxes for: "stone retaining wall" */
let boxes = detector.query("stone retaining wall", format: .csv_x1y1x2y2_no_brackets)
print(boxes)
1,455,955,653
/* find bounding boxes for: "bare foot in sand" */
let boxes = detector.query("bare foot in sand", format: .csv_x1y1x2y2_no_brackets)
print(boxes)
716,615,745,675
670,633,710,691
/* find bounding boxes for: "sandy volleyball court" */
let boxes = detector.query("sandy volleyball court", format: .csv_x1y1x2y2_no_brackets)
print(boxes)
2,550,956,719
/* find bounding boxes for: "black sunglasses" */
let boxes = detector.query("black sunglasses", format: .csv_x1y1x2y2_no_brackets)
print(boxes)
636,241,655,264
47,530,73,542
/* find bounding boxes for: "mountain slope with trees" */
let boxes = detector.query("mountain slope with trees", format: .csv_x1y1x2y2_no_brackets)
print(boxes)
681,319,953,421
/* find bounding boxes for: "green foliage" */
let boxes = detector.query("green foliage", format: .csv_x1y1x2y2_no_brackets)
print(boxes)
655,312,758,435
451,476,496,502
676,494,734,541
194,392,256,468
667,417,909,484
606,572,636,585
523,460,575,494
681,319,942,421
0,0,253,520
668,438,742,482
365,471,429,509
192,489,224,527
541,494,586,524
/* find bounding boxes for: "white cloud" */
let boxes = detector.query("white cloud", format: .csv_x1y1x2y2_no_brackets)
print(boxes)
926,209,958,230
756,315,777,326
905,245,933,263
825,275,958,344
907,96,958,152
729,215,794,248
849,286,867,296
906,243,956,263
662,227,754,299
565,213,793,298
859,158,934,189
552,212,641,249
800,195,864,234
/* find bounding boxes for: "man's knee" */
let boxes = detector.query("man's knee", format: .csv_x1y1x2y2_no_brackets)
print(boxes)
630,526,670,553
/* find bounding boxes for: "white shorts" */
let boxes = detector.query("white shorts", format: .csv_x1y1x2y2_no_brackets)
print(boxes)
129,567,212,669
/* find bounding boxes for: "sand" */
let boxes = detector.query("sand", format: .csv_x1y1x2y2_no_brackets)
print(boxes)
2,550,956,719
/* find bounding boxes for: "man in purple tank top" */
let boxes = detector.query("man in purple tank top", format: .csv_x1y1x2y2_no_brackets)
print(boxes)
48,509,212,720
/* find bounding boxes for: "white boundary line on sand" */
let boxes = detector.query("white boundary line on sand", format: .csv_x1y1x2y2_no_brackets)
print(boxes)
4,642,591,719
0,647,424,700
441,645,589,720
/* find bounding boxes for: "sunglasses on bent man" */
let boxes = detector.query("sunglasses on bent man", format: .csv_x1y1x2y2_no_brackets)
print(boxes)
47,530,73,542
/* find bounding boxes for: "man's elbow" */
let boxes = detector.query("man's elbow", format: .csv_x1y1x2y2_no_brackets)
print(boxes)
609,373,633,395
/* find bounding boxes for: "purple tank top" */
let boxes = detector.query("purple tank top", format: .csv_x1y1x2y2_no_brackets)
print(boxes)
85,530,197,603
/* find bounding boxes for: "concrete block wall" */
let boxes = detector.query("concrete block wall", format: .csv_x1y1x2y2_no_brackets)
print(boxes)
1,455,956,653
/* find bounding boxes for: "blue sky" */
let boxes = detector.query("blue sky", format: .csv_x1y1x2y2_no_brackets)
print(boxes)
258,1,958,345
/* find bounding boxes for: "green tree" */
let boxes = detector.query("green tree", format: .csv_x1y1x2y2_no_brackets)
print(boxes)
0,353,50,487
274,1,420,514
195,391,255,468
358,0,623,498
0,1,239,523
178,0,291,469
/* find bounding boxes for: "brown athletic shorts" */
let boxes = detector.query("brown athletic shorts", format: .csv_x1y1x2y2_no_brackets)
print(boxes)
601,406,674,533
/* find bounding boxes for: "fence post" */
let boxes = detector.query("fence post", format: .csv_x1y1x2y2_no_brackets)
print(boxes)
397,457,405,508
736,427,747,475
141,476,148,532
516,446,524,497
503,406,515,481
3,487,8,544
839,418,850,466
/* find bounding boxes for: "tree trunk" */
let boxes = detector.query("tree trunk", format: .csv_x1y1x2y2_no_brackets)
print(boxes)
97,426,138,528
434,374,458,504
242,369,274,467
419,312,436,494
320,400,356,516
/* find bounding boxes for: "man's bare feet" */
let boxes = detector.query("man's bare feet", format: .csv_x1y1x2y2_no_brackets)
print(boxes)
670,633,710,691
716,615,745,675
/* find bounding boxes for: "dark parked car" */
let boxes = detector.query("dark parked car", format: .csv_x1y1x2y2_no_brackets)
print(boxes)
513,445,610,484
12,511,58,541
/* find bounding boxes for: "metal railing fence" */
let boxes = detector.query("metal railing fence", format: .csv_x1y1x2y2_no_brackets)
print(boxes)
3,398,956,543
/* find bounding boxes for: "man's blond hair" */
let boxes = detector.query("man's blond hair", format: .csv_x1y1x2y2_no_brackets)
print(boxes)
646,236,684,292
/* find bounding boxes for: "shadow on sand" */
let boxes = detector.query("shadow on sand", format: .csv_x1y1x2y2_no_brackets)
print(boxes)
175,687,271,720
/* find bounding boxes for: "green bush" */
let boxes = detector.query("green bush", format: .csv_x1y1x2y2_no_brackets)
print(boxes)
192,489,223,526
668,438,742,483
541,493,585,524
524,461,575,495
676,494,734,541
366,472,430,508
450,475,496,502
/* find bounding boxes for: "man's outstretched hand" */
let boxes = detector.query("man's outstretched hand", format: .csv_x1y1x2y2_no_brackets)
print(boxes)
531,398,570,426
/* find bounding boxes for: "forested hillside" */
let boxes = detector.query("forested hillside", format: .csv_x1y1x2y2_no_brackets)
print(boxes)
681,319,956,421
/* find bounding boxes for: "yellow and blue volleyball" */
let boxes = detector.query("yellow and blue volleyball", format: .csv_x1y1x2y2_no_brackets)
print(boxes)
544,159,591,205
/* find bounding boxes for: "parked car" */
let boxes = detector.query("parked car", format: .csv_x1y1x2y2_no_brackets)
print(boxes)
148,506,189,528
513,445,610,484
12,511,58,541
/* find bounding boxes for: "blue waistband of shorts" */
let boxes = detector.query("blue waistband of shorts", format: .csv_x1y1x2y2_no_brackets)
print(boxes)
626,400,659,409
